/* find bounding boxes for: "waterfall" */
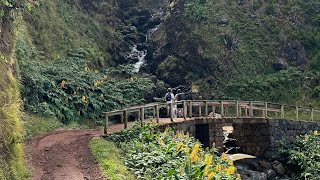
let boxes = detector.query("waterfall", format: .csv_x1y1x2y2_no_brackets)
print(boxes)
129,25,160,73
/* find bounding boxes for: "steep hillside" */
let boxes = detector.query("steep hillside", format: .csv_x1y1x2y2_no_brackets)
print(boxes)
0,2,28,179
16,0,165,123
145,0,320,104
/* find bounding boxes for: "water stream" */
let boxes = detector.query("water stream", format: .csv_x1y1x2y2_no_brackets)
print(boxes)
130,24,159,73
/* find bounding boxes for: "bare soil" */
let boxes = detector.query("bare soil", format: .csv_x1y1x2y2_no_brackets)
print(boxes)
25,129,104,180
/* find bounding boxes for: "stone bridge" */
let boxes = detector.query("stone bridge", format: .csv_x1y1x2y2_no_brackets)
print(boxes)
103,100,320,158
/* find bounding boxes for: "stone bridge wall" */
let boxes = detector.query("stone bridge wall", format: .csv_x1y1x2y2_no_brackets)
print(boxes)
159,118,320,158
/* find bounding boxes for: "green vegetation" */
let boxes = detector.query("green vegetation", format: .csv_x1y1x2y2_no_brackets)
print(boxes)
15,9,155,124
279,131,320,179
107,123,240,179
151,0,320,105
22,114,92,140
89,137,135,180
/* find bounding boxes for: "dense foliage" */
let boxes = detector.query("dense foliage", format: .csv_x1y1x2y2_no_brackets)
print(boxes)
16,42,154,123
108,123,240,179
148,0,320,104
279,131,320,179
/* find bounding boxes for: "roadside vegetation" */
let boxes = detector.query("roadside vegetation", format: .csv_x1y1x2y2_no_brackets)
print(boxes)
279,131,320,180
89,138,135,180
105,123,240,179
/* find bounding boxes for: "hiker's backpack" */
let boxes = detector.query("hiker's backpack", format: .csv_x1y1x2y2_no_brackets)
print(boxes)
165,93,172,101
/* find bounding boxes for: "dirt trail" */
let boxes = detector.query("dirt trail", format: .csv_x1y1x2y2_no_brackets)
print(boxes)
25,129,104,180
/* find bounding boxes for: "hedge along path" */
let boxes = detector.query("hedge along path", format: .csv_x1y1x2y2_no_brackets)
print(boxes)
25,129,105,180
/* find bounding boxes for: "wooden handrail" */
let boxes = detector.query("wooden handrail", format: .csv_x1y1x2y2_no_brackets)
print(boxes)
103,100,320,133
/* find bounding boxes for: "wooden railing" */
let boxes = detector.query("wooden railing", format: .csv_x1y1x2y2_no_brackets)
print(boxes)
103,100,320,133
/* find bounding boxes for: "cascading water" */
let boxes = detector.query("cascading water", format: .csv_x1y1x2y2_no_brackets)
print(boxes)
128,24,160,73
129,45,147,73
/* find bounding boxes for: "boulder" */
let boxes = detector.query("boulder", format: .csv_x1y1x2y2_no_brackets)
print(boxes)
272,160,285,176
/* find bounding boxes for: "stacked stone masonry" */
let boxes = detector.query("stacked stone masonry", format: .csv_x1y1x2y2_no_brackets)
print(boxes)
160,118,320,158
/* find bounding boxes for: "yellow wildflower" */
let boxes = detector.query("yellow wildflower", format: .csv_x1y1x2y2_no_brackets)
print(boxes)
203,166,209,176
226,165,235,175
157,138,163,144
81,96,87,103
190,151,199,162
184,148,190,153
164,127,169,135
191,144,200,154
207,172,214,180
314,130,319,136
176,142,184,150
103,75,108,81
60,80,66,88
236,173,241,179
84,66,89,72
94,70,98,73
204,154,213,165
221,153,227,160
215,164,222,172
228,160,234,166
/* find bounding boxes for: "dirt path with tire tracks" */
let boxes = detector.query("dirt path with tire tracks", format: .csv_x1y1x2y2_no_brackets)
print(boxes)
25,129,104,180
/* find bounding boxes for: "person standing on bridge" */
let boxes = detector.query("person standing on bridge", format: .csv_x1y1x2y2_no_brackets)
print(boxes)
175,89,186,117
165,88,175,120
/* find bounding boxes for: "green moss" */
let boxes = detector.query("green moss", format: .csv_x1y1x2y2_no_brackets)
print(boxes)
89,138,135,180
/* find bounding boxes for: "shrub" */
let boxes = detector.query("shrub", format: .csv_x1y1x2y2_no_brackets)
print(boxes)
279,131,320,179
107,123,240,179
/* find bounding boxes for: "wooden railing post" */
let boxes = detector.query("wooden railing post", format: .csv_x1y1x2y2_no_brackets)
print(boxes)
264,102,268,118
296,105,299,121
199,105,202,117
104,113,108,134
155,105,159,123
137,109,141,121
205,101,208,117
249,101,253,117
311,108,314,121
236,101,239,118
124,110,128,129
120,111,124,124
183,101,187,120
281,104,284,119
170,102,173,122
141,107,145,125
189,101,192,118
221,101,224,117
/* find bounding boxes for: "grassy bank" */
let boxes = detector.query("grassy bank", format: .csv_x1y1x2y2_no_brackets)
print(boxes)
89,138,135,180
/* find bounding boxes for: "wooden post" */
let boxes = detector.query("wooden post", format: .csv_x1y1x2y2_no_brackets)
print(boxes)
189,101,192,118
170,102,173,122
104,113,108,134
221,101,224,117
212,106,216,114
199,106,202,117
183,101,187,120
281,105,284,119
245,107,248,117
153,107,156,119
141,107,145,124
236,101,239,118
296,106,299,121
311,108,314,121
249,102,253,117
225,106,229,117
120,112,124,124
264,102,268,118
155,105,159,123
124,110,128,129
239,107,242,117
205,101,208,117
137,109,141,121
